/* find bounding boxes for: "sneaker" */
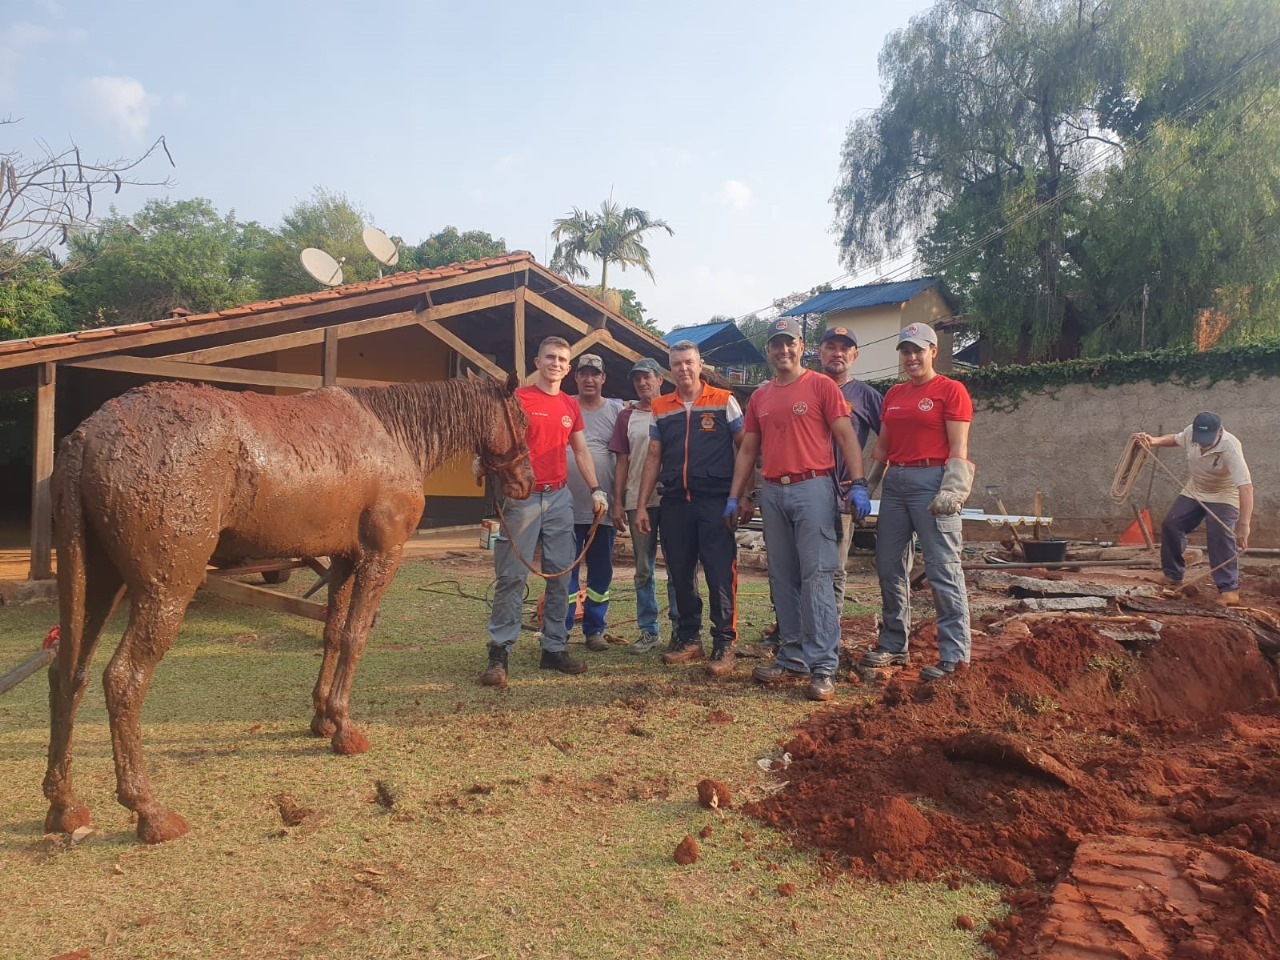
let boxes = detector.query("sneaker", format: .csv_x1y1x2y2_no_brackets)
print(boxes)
661,642,706,665
585,633,609,652
479,646,509,687
920,661,959,682
752,663,811,684
629,631,661,655
705,645,736,677
1217,590,1241,607
539,649,588,675
805,674,836,701
861,647,909,668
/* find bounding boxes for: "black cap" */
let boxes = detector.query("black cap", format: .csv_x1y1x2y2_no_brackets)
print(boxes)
1191,412,1222,446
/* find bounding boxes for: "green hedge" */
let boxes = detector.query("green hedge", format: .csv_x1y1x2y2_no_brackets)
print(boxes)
868,338,1280,412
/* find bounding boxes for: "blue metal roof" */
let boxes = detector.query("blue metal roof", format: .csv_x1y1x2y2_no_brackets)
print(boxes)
780,277,943,316
661,320,765,365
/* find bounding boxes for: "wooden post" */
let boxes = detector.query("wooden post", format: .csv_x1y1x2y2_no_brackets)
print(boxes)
322,326,339,386
29,362,56,581
513,286,527,380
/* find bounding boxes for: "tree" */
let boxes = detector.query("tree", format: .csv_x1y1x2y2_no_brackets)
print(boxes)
0,253,67,339
614,288,661,334
254,188,383,300
0,120,175,277
400,226,507,270
832,0,1280,360
550,199,673,290
58,198,265,328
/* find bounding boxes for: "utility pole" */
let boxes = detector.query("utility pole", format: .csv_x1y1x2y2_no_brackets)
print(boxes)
1140,283,1149,351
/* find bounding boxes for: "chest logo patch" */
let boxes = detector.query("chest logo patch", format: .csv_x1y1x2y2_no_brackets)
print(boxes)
700,413,716,431
792,402,809,416
561,415,573,429
917,398,935,412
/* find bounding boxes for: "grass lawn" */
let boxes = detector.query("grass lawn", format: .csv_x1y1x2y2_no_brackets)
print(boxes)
0,557,999,959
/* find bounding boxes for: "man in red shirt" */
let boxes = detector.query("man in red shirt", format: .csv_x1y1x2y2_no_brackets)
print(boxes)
729,318,871,701
481,337,607,687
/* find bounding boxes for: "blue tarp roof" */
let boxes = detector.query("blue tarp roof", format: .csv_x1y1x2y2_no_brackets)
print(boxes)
780,277,944,316
661,320,765,365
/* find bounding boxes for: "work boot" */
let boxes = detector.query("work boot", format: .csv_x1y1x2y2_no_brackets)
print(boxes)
585,633,609,652
1217,590,1241,607
752,663,811,684
861,647,909,668
805,674,836,702
479,646,509,687
662,641,706,665
629,631,661,655
704,644,736,677
920,661,959,682
539,649,588,675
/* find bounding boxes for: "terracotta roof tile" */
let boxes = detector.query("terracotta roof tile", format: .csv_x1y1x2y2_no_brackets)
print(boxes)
0,340,35,355
73,329,118,340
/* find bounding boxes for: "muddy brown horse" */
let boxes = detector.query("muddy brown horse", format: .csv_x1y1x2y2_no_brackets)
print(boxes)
43,374,533,843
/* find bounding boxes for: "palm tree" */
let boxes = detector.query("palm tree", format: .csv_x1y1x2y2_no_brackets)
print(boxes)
550,199,673,290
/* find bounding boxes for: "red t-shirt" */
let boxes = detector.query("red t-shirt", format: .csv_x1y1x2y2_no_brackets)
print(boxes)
743,370,848,478
880,374,972,463
516,384,583,485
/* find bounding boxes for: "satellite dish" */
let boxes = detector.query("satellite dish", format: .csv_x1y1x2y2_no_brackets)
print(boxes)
300,247,344,287
362,226,400,267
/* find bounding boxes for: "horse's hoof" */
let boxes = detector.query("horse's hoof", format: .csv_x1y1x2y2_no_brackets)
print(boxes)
44,801,92,835
137,810,189,844
331,728,370,755
310,715,336,737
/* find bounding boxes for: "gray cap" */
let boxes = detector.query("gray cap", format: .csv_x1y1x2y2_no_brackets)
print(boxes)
576,353,605,372
630,357,662,376
765,317,802,342
897,323,938,349
1191,411,1222,445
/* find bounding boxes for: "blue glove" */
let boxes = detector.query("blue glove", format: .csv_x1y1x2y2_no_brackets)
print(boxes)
723,497,739,518
847,483,872,521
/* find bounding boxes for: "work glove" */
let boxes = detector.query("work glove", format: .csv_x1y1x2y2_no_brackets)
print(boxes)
866,459,886,498
928,458,975,516
723,496,739,533
847,481,872,521
591,488,609,518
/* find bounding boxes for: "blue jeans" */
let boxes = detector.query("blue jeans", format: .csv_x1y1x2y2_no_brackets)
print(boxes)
875,465,971,665
566,523,617,636
1161,494,1240,591
628,507,677,636
760,476,841,676
487,488,575,652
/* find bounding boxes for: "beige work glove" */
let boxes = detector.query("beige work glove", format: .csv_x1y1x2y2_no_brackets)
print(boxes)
591,488,609,518
928,458,975,516
866,459,886,498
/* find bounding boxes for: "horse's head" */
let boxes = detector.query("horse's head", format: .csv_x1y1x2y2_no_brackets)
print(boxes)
475,370,534,499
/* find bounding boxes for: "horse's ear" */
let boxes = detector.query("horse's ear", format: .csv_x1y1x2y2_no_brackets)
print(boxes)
503,369,520,395
465,368,479,382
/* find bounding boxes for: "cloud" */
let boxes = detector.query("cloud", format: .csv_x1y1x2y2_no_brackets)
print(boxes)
76,76,158,138
716,179,752,211
0,21,55,101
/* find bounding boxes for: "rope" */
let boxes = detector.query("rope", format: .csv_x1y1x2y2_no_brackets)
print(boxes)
494,497,601,580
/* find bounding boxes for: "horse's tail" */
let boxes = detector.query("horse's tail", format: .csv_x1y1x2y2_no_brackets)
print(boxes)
50,432,88,697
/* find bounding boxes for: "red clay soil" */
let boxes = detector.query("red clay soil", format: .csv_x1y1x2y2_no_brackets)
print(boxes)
746,571,1280,958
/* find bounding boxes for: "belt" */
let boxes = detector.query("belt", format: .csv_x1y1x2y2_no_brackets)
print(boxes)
763,469,830,485
533,481,566,492
890,458,947,468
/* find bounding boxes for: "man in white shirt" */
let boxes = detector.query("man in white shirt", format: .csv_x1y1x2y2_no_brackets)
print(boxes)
1138,411,1254,605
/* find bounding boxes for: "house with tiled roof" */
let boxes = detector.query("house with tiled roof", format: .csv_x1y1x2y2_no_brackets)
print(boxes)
0,252,670,579
780,277,960,381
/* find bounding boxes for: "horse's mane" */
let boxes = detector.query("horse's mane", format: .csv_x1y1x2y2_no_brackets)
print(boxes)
343,379,509,472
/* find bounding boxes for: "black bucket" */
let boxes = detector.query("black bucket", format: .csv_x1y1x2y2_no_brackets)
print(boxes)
1022,539,1069,563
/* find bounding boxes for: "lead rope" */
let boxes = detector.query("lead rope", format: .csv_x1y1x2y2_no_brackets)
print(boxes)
493,497,601,580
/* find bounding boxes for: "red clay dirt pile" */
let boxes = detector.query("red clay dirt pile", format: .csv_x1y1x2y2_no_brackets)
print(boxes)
746,570,1280,959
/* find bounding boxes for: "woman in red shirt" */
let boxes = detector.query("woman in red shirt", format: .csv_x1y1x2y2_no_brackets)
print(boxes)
859,323,975,681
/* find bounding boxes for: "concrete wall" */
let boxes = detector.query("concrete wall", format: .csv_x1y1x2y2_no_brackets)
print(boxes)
968,376,1277,546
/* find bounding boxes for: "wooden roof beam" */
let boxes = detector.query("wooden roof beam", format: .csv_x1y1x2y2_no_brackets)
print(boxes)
66,356,390,390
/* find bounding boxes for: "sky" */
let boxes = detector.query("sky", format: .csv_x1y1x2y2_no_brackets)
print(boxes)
2,0,935,332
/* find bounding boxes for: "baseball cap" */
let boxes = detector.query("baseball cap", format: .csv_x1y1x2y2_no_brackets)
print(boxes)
1191,411,1222,446
897,323,938,349
576,353,605,373
630,357,662,376
820,325,858,347
765,317,801,342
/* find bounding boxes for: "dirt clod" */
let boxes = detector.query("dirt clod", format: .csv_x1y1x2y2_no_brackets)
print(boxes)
696,778,732,809
956,915,975,931
673,835,699,865
699,825,713,839
274,792,311,827
777,882,796,897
